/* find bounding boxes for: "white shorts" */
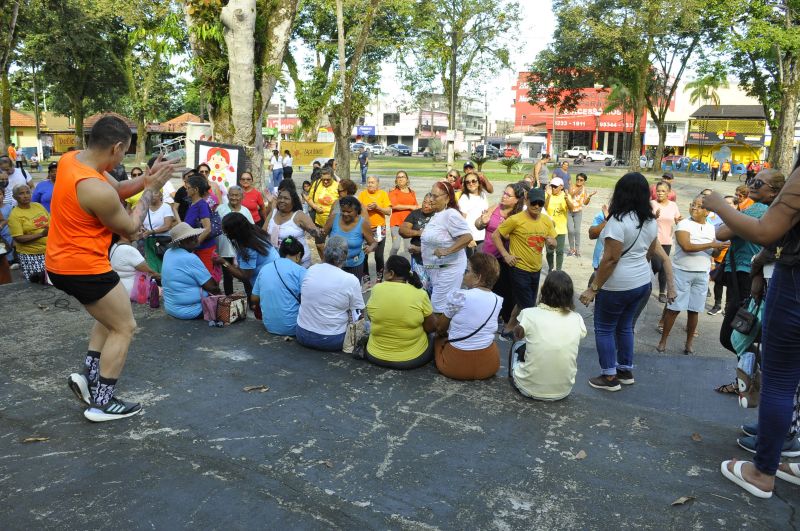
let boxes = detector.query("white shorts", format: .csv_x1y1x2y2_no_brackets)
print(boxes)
667,268,709,313
428,263,465,313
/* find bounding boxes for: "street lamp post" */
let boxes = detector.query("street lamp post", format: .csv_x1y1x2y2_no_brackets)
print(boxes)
593,83,604,151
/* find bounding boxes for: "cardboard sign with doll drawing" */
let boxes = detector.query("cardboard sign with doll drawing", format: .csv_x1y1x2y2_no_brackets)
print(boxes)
194,141,247,190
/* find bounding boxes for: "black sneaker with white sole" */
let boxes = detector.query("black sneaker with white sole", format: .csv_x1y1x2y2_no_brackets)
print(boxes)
707,305,722,315
67,373,91,405
616,370,635,385
737,434,800,457
588,375,621,391
83,397,142,422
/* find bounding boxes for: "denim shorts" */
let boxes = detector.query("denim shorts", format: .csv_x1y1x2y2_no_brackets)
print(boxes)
667,268,708,313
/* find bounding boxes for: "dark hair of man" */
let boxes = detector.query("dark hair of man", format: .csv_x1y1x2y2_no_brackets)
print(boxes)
279,236,304,258
221,211,271,261
539,270,575,312
385,255,422,289
469,252,500,288
88,116,132,149
576,172,588,181
608,172,656,228
187,174,210,195
339,195,362,215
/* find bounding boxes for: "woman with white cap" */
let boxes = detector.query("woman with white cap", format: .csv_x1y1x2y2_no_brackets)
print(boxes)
161,222,221,319
544,176,575,271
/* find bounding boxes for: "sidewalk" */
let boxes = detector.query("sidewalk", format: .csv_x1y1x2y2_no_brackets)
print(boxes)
1,282,797,529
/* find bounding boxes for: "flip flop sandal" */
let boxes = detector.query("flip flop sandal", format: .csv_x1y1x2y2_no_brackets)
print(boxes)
777,463,800,486
656,324,664,334
684,348,694,356
655,346,666,354
721,460,772,499
715,381,738,394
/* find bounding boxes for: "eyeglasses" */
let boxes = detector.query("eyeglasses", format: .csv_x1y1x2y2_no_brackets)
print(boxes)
337,188,346,193
465,179,479,184
131,172,143,177
530,200,545,207
240,177,252,181
550,184,561,188
751,178,775,190
431,192,448,199
502,191,515,198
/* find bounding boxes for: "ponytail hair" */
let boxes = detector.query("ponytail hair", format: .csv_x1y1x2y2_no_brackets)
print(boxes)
385,255,421,288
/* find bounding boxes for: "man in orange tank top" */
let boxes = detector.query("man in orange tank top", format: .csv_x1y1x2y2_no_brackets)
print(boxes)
46,115,179,422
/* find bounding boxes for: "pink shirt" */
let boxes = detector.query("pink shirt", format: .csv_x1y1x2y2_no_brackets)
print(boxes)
651,200,680,245
482,206,509,258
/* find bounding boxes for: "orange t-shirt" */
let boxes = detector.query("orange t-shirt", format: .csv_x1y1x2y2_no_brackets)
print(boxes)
358,189,391,229
738,198,754,211
45,151,114,275
388,188,417,227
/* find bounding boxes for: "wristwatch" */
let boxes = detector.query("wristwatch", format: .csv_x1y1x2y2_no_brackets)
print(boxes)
589,282,599,292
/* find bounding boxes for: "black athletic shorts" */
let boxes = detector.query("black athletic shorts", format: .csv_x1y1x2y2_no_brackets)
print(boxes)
47,270,120,305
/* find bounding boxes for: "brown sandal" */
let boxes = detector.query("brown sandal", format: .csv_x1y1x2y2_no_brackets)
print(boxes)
715,381,738,394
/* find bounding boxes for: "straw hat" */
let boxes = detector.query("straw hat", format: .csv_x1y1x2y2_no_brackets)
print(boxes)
169,222,204,243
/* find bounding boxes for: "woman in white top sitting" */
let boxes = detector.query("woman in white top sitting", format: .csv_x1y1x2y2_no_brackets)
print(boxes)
110,233,160,294
141,191,175,274
268,187,319,268
457,172,489,256
579,172,675,392
657,195,727,354
216,185,254,294
435,252,502,380
510,271,587,400
295,235,365,351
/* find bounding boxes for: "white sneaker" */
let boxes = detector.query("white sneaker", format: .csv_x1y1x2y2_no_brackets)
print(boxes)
67,373,91,405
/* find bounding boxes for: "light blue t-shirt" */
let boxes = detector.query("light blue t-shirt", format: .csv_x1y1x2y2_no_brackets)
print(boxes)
162,247,211,319
252,257,306,335
238,243,279,280
591,212,606,269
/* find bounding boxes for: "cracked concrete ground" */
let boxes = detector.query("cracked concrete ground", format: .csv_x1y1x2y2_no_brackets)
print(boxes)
1,279,798,530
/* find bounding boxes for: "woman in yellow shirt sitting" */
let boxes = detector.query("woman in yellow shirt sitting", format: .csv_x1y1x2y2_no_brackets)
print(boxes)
8,184,49,283
544,177,576,271
363,255,437,369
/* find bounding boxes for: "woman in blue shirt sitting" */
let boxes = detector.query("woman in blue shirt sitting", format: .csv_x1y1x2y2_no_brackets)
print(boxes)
323,195,376,279
162,223,221,319
251,236,307,336
214,212,279,298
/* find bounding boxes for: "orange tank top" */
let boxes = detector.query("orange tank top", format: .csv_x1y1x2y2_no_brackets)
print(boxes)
45,151,113,275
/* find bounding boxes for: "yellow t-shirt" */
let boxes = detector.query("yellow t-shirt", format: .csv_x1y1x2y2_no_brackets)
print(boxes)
8,202,49,254
366,281,432,362
496,211,556,272
546,193,568,235
311,180,339,227
358,189,391,229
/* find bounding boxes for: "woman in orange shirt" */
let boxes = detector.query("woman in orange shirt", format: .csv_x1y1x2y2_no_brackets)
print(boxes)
736,185,754,211
358,175,392,281
388,171,418,257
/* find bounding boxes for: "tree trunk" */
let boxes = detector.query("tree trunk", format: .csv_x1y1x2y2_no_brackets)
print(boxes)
771,86,799,171
1,71,10,145
221,0,256,149
72,99,85,149
653,123,667,174
136,114,148,164
333,0,350,180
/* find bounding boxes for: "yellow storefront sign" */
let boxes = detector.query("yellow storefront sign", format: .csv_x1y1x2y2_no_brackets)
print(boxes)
53,133,77,154
282,141,335,166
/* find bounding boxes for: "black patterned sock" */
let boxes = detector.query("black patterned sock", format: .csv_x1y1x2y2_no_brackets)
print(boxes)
93,376,117,407
84,351,101,384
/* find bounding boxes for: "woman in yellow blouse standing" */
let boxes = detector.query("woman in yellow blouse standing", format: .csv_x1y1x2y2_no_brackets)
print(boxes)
544,177,575,271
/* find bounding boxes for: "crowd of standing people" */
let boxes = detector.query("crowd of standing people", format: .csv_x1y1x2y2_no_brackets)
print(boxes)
3,120,799,501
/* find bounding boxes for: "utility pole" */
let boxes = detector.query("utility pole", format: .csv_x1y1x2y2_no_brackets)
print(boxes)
447,26,457,170
551,103,557,159
483,92,488,158
31,64,42,160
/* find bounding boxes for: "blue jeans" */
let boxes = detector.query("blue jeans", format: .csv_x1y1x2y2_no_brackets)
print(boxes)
360,165,368,184
755,264,800,475
272,168,284,189
295,324,346,351
1,204,14,262
594,283,651,375
510,267,541,309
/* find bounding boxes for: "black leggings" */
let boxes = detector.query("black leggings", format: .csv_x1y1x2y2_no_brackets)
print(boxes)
720,271,752,353
650,244,671,293
493,259,515,323
222,257,235,295
365,237,387,278
365,335,434,370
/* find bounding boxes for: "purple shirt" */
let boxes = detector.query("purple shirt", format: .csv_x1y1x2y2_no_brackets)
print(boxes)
184,200,216,250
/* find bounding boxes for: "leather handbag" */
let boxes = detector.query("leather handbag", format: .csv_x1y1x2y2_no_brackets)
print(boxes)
343,311,368,354
217,294,248,325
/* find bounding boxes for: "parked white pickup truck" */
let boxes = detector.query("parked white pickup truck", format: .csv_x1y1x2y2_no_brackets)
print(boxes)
562,146,589,158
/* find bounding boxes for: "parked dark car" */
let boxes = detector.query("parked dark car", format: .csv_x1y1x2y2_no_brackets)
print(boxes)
387,143,412,156
473,145,500,158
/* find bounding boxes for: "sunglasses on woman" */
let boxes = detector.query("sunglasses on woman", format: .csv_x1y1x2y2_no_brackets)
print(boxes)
465,179,479,184
750,178,775,190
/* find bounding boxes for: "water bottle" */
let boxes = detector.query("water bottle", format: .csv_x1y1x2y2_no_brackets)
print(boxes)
148,278,160,308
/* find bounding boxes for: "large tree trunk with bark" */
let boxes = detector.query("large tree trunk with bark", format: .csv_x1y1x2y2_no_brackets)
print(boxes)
653,123,667,174
0,0,19,153
771,86,799,171
136,114,148,164
1,72,10,145
221,0,256,150
72,99,85,149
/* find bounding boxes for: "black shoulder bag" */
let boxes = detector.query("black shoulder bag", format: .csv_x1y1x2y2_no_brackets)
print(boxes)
147,211,172,260
273,262,301,304
728,242,760,335
445,295,499,345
